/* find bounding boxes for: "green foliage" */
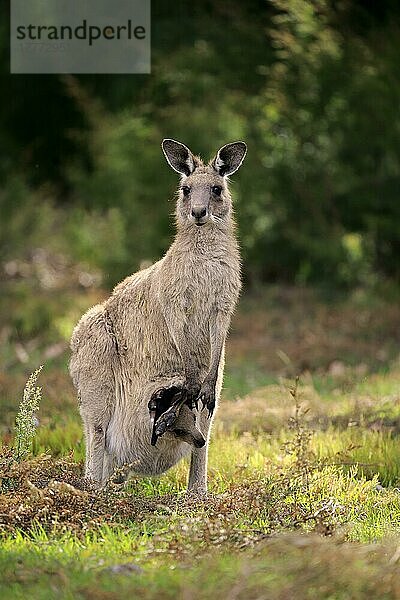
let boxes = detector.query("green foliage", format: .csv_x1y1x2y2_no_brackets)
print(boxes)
2,1,400,287
0,179,55,264
250,0,400,284
13,367,43,462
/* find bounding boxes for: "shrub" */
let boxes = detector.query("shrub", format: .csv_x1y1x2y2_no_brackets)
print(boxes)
13,366,43,462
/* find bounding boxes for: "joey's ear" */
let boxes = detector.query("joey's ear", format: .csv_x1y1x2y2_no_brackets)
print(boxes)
162,139,198,176
212,141,247,176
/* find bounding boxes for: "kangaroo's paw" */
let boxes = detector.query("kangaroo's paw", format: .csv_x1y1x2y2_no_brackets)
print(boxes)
206,399,216,418
197,381,216,418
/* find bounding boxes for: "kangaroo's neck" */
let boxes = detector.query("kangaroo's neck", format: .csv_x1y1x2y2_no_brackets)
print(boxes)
170,221,239,259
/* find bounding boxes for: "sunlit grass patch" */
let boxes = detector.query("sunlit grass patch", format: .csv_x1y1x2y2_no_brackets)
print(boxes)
33,417,84,460
3,528,400,599
312,427,400,486
3,423,400,544
3,364,400,597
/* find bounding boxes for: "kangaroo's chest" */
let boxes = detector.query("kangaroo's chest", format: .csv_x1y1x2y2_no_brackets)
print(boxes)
180,259,237,319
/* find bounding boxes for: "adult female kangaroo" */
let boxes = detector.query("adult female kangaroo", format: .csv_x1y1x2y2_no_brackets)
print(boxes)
69,139,247,495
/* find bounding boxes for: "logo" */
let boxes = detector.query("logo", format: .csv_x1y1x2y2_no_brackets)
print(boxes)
11,0,151,74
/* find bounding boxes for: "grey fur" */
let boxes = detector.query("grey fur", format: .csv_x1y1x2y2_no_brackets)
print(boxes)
69,139,246,495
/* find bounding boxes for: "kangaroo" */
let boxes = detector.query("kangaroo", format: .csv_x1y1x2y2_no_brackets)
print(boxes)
148,381,206,448
69,138,246,495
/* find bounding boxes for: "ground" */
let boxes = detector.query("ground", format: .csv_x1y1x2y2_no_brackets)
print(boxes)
2,282,400,599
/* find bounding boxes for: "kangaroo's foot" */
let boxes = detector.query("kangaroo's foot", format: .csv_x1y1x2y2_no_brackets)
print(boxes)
151,386,187,439
186,486,208,500
154,389,187,436
151,387,205,447
154,405,180,436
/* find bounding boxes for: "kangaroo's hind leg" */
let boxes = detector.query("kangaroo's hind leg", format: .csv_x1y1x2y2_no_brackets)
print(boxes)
187,351,225,496
79,380,114,487
187,408,212,496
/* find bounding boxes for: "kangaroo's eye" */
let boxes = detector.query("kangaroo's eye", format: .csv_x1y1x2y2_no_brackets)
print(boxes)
212,185,222,196
181,186,191,197
174,429,184,435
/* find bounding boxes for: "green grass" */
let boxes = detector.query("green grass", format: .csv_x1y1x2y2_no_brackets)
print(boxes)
3,531,400,600
3,359,400,597
1,468,400,599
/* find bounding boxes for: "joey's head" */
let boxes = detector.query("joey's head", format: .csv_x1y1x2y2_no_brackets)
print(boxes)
169,404,205,448
162,139,247,230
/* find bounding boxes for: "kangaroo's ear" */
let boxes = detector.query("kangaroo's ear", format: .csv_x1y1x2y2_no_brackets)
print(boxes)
162,139,197,176
212,141,247,176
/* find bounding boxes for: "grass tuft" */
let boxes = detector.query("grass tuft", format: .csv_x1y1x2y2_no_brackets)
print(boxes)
13,366,43,463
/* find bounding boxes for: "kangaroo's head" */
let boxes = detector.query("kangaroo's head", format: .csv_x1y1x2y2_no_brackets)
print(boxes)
169,403,206,448
162,139,247,230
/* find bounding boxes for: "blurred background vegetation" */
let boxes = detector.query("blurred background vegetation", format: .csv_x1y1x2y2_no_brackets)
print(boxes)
1,0,400,398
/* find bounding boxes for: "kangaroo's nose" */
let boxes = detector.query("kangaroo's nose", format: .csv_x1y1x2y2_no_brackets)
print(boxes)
191,206,207,219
